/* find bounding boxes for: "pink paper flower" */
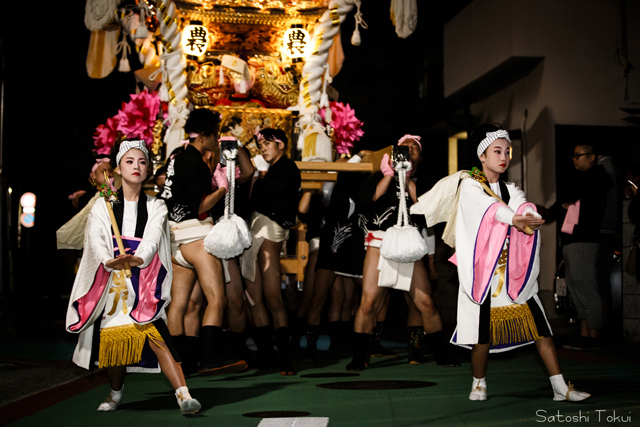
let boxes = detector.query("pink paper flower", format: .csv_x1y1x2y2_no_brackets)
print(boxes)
115,90,161,145
320,102,364,154
93,90,164,154
93,116,120,155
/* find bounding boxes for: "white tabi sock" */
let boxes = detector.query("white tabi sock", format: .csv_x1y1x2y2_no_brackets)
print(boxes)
549,374,590,401
97,386,123,412
175,386,201,415
469,377,487,401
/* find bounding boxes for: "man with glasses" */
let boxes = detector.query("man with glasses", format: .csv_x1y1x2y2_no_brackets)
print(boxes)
546,145,612,351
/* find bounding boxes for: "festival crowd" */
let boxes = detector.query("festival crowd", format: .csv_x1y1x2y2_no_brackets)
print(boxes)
61,107,640,415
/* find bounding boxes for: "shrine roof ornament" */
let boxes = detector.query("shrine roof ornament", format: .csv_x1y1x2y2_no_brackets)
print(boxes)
175,0,330,13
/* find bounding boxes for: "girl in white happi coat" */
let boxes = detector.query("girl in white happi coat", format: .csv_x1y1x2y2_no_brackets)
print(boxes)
65,140,200,414
447,124,590,402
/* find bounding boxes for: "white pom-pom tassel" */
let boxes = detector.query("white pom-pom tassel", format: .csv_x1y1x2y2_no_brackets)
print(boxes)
231,214,252,249
203,155,251,259
379,161,427,263
380,225,428,263
204,219,246,259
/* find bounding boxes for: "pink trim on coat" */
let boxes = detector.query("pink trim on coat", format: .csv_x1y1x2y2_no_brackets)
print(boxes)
471,203,509,303
69,265,111,331
130,253,164,323
506,203,538,301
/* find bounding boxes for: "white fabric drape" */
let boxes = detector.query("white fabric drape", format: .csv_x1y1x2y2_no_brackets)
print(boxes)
390,0,418,39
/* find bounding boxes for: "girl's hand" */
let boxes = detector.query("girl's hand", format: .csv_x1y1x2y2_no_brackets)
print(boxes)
106,254,143,270
513,214,545,234
524,211,544,230
128,256,143,267
106,254,133,270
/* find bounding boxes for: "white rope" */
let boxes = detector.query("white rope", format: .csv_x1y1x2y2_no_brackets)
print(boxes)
394,161,412,227
163,102,188,126
203,146,251,259
115,34,131,72
380,160,426,264
352,0,368,45
299,0,359,128
115,37,131,59
224,158,236,219
320,64,332,109
148,61,166,82
155,0,189,158
354,0,368,29
156,0,189,158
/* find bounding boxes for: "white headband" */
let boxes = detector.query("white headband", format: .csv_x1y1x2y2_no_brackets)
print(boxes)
477,129,511,157
116,140,150,165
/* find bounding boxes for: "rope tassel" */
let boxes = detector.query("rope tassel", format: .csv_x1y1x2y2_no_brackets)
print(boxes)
351,0,367,46
116,37,131,73
204,143,252,259
380,161,427,263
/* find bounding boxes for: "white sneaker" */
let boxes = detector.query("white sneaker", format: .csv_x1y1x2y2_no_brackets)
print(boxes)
175,386,201,415
469,378,487,401
97,387,123,412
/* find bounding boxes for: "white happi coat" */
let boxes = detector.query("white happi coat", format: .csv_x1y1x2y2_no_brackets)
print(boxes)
65,196,173,370
452,179,548,349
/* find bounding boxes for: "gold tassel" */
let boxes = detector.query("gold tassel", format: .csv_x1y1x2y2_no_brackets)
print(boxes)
489,304,540,346
99,323,164,368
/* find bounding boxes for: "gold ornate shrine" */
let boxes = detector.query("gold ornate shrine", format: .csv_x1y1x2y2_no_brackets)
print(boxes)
205,105,294,157
174,1,326,148
151,0,366,281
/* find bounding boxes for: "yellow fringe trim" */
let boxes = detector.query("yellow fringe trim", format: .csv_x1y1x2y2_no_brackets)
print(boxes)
99,323,164,369
490,304,541,346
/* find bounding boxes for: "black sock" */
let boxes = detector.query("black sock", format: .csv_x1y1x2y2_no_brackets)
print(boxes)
346,333,372,371
252,325,276,365
424,330,459,366
227,331,248,361
275,327,295,374
200,326,224,367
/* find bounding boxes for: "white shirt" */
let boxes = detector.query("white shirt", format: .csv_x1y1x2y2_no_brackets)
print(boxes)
122,200,138,237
